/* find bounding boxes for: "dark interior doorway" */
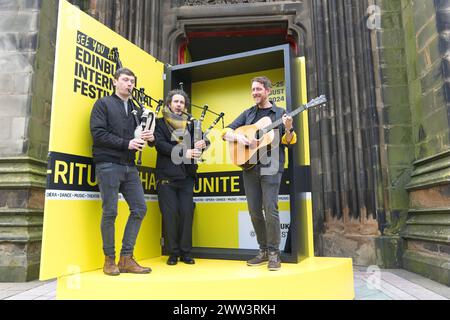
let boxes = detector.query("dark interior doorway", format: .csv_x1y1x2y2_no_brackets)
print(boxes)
182,22,297,63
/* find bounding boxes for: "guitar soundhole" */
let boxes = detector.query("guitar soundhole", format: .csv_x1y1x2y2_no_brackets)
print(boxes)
255,129,264,141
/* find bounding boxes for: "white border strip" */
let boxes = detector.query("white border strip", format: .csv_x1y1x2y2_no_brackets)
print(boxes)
45,190,157,202
45,190,311,203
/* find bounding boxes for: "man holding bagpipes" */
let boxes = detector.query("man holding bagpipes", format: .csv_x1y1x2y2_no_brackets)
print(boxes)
90,68,154,276
153,89,209,266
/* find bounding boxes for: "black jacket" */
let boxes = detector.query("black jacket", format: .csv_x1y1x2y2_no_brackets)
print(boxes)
90,94,141,165
154,118,198,181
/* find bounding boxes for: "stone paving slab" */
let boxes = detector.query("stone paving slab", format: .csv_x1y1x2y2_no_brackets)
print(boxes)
0,280,56,301
386,269,450,299
353,266,449,300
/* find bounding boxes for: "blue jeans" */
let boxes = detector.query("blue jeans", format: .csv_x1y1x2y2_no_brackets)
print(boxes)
95,162,147,257
243,165,283,253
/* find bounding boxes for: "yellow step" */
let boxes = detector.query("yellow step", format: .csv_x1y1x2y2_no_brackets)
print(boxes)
57,256,354,300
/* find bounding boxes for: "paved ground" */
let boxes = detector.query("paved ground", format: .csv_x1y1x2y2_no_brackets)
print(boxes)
0,280,56,300
0,266,449,300
352,266,449,300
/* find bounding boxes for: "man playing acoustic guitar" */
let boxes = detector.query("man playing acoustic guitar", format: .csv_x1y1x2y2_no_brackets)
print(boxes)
222,76,297,271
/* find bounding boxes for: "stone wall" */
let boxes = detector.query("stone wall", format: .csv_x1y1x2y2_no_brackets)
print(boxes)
0,0,57,282
374,0,450,285
402,0,450,286
0,0,38,156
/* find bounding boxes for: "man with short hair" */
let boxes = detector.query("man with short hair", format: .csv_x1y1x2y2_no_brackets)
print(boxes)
222,76,297,271
90,67,154,276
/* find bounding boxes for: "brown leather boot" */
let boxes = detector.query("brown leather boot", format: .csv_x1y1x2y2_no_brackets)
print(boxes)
103,256,120,276
118,255,151,274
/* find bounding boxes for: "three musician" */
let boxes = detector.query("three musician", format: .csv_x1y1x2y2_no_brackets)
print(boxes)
91,69,296,275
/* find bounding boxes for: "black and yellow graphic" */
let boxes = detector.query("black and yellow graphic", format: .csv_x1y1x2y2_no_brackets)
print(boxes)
73,31,116,100
40,0,163,280
42,0,314,281
46,152,158,196
45,151,308,199
268,80,286,104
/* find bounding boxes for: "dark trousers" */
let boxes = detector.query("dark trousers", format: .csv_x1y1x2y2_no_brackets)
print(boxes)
243,165,283,253
95,162,147,257
157,177,195,256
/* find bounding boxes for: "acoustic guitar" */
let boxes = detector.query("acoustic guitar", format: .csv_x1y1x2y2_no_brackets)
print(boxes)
229,95,327,170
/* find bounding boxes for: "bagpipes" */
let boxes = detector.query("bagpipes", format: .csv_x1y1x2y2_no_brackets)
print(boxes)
174,83,226,162
130,90,163,166
110,48,226,165
111,48,162,165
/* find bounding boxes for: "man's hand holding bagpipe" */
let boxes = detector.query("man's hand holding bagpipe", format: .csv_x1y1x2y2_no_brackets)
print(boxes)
186,139,208,161
129,127,155,150
186,148,203,160
140,130,155,144
128,129,154,152
194,139,207,151
128,138,146,151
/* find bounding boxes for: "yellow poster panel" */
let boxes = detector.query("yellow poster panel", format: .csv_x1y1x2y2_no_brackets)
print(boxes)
192,68,287,173
40,0,163,280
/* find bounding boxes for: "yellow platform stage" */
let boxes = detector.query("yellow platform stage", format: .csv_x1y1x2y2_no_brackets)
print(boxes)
57,256,354,300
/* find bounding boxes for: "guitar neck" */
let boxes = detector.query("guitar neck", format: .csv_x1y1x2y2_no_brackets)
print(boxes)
264,104,308,132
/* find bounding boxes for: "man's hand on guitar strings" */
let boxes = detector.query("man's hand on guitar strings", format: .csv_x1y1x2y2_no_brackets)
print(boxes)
235,133,251,146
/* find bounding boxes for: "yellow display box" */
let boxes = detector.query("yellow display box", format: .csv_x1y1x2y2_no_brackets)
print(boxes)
41,1,354,300
166,44,312,264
